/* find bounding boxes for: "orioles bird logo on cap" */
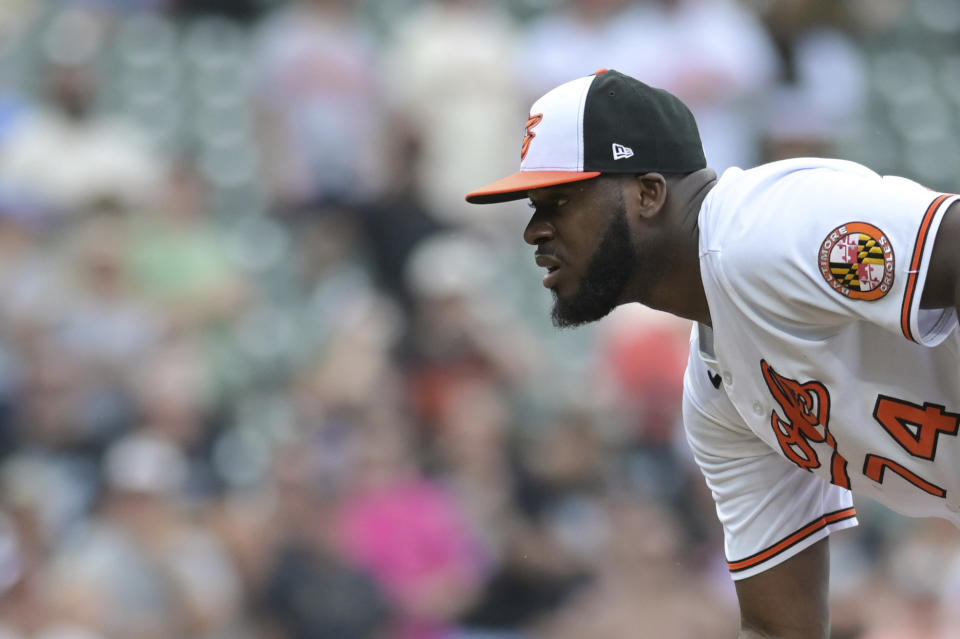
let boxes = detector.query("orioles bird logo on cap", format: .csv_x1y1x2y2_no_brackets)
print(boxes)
521,113,543,161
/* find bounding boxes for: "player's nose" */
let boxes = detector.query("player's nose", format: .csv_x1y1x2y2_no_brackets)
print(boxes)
523,210,554,246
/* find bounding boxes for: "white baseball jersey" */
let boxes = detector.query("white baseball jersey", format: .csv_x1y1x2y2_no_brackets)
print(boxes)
683,157,960,580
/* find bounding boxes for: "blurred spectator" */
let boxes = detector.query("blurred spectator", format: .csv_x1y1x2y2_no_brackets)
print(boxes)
358,125,446,309
518,0,644,92
258,441,392,639
853,519,960,639
129,160,246,331
401,234,540,411
454,407,600,635
252,0,385,207
0,10,162,221
382,0,523,234
594,307,691,501
431,377,518,544
262,542,392,639
39,432,242,638
759,0,867,160
10,325,130,471
533,497,737,639
48,213,158,453
57,214,160,380
337,418,487,639
130,330,220,498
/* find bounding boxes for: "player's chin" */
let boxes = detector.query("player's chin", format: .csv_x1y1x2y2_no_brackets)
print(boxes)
550,291,614,328
549,292,574,328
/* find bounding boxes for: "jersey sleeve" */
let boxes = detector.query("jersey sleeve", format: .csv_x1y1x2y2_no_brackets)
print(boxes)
682,342,857,580
711,166,959,347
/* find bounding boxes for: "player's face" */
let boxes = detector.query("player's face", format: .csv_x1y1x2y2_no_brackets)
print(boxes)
524,177,643,327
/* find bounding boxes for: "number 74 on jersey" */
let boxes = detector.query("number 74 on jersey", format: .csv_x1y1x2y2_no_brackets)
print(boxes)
761,359,960,498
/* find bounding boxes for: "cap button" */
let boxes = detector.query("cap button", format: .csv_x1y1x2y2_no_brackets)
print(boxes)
594,68,609,75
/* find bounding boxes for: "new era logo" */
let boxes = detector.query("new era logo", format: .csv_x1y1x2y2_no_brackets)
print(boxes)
612,143,634,160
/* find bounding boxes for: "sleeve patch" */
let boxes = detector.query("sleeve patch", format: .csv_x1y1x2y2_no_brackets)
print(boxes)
818,222,895,301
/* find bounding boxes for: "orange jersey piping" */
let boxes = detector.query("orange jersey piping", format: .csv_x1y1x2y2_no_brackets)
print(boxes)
727,507,857,573
901,194,952,342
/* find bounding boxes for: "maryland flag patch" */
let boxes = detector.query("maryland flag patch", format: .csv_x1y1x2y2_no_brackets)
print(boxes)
818,222,895,301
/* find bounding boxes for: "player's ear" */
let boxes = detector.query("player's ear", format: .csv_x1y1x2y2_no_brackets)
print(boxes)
628,172,668,219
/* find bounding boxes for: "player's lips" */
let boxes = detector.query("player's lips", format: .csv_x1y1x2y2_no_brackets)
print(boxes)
535,254,562,288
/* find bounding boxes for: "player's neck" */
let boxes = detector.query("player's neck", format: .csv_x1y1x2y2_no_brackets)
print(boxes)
660,254,712,326
642,170,716,326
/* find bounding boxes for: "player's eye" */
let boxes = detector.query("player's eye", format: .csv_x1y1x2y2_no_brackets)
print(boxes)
527,197,569,211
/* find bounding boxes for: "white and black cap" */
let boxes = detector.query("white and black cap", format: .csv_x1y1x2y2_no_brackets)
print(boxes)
466,69,706,204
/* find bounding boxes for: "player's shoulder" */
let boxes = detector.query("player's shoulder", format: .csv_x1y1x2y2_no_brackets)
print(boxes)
705,158,875,226
721,156,879,186
699,157,934,258
697,159,881,317
739,156,878,180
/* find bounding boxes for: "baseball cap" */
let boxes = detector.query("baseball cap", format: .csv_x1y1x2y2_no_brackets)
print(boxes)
466,69,706,205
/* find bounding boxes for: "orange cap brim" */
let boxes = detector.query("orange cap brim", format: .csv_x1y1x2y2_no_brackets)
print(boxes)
465,170,602,204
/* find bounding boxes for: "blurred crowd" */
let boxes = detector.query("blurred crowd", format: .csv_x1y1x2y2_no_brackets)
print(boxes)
0,0,958,638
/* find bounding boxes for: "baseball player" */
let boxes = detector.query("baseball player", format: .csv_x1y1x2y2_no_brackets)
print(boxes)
465,69,960,638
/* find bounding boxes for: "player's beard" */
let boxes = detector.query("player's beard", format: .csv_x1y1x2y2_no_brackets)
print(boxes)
551,195,642,328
